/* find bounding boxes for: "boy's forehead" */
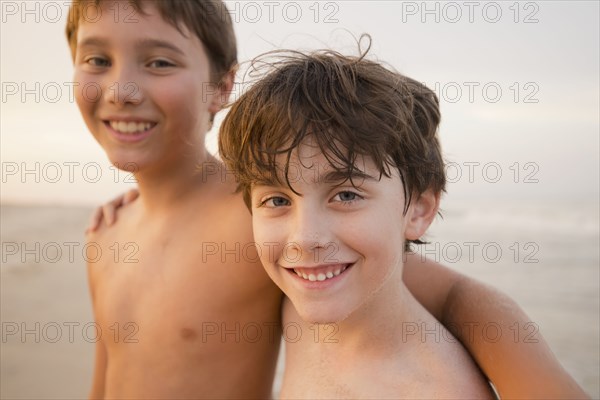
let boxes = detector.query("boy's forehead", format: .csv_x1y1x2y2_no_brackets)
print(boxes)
77,1,180,35
258,140,379,186
75,1,201,52
288,138,372,172
77,1,150,31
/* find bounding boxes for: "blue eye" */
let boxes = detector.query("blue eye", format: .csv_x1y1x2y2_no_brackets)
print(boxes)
262,196,290,207
338,192,356,201
332,191,362,204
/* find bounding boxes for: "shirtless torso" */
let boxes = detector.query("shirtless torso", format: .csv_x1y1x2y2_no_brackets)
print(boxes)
87,169,282,398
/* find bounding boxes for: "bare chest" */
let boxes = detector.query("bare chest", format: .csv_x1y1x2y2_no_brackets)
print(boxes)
91,221,272,351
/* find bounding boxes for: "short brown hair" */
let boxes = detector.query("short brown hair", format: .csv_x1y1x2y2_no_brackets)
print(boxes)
219,41,445,220
66,0,237,82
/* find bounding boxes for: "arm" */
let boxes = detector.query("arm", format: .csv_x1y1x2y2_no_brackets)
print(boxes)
89,338,107,399
403,253,589,399
86,249,107,399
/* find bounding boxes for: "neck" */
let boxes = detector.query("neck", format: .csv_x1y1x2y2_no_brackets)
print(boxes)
132,148,220,213
322,263,422,356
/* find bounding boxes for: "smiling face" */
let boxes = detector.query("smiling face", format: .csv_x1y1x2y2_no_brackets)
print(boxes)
73,1,225,172
250,139,436,324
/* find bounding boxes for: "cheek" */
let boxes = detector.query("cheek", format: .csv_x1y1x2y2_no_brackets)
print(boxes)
252,216,285,265
162,70,210,105
343,210,404,266
155,79,206,130
73,73,98,118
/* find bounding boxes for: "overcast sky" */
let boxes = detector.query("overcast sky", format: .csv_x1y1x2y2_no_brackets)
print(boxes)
1,1,598,206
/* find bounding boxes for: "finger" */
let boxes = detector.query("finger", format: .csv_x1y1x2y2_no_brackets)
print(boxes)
103,203,116,226
86,208,103,233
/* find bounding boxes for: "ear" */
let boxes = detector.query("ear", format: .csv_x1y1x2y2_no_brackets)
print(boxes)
208,67,236,114
404,190,440,241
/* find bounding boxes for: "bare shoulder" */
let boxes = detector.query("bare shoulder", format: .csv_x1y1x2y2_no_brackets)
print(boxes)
402,253,466,321
197,162,256,243
84,198,140,290
85,194,140,241
185,172,280,294
408,326,495,399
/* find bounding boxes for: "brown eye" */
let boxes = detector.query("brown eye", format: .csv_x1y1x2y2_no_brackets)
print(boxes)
148,59,175,68
87,57,110,67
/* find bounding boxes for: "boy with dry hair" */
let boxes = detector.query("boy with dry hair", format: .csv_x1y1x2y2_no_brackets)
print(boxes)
67,0,281,398
66,0,237,75
69,0,588,398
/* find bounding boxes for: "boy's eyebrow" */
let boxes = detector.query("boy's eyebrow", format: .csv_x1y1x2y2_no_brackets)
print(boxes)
134,38,185,56
77,37,185,56
322,169,377,184
252,177,280,188
77,37,109,49
250,168,377,189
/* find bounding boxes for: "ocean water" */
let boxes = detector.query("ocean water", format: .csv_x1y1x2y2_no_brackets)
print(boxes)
424,199,599,397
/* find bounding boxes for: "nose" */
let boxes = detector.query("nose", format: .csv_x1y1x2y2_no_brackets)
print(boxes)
103,65,143,106
286,203,333,263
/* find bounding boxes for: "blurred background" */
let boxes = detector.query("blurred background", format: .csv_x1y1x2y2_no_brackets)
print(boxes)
1,1,598,398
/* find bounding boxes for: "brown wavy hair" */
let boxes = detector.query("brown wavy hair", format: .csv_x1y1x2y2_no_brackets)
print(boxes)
219,37,445,246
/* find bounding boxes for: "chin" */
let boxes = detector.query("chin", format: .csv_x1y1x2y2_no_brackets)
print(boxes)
295,302,350,325
106,150,153,172
109,159,139,172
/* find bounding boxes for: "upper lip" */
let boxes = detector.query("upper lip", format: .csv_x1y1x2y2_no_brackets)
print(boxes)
281,263,352,271
282,263,349,269
103,116,157,123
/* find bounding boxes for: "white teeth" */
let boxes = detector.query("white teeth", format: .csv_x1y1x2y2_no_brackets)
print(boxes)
109,120,153,134
293,266,349,282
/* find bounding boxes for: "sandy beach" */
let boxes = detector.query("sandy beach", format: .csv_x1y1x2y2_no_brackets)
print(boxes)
1,202,598,399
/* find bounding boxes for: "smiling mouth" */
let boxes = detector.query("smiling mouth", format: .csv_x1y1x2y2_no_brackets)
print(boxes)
105,120,156,134
291,264,352,282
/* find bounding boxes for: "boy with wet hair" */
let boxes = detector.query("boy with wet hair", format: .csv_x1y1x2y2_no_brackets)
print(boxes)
70,0,588,398
219,45,588,397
